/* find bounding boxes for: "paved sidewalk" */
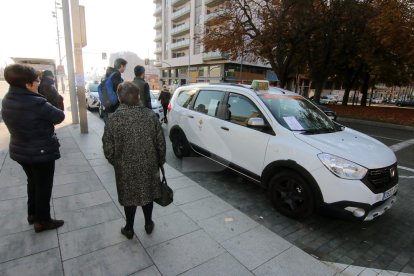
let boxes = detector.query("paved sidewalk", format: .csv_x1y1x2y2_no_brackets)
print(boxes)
0,107,412,275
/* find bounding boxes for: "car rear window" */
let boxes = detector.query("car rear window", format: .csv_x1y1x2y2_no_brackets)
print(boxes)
176,90,196,108
193,90,224,117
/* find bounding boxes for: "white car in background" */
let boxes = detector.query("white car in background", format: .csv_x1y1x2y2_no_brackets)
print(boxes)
319,95,338,104
85,81,101,111
150,91,165,123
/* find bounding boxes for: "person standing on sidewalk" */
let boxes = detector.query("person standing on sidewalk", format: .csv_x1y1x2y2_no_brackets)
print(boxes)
1,64,65,232
132,65,151,109
102,58,127,122
102,81,166,239
38,70,64,110
158,85,171,123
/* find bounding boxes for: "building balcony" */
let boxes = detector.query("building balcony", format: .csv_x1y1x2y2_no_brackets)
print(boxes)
153,20,162,29
205,0,225,7
171,22,190,36
171,39,190,50
153,5,162,16
171,5,190,22
154,47,162,54
153,0,161,3
202,51,228,61
171,0,188,8
204,10,225,22
154,34,162,42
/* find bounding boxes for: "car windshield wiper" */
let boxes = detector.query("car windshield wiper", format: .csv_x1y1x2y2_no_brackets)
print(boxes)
294,128,337,135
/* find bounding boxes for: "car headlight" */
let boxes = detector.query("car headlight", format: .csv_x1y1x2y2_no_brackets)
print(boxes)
318,153,367,180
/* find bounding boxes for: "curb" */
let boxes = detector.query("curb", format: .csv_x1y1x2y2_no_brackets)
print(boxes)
338,117,414,131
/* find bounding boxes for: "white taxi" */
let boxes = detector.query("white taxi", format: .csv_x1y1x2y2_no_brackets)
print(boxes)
167,81,398,220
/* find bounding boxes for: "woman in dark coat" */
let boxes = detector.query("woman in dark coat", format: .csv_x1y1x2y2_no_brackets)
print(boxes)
102,81,166,239
1,64,65,232
38,70,64,110
158,85,171,123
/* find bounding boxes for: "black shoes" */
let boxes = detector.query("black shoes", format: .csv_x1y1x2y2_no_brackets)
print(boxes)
145,221,154,234
121,227,134,239
34,219,64,233
27,215,35,225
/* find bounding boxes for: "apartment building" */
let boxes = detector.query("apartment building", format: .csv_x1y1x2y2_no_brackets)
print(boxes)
153,0,277,86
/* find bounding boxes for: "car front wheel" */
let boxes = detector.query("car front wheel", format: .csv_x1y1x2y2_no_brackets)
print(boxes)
269,170,314,219
171,131,191,159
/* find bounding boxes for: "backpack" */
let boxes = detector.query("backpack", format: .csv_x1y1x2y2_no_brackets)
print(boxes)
98,72,119,108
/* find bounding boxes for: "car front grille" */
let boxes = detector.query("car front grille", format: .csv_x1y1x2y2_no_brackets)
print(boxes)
363,163,398,193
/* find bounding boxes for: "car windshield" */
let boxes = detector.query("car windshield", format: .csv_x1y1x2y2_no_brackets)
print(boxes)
87,83,99,92
259,93,339,133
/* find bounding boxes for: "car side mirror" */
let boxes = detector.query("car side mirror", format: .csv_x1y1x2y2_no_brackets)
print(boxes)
247,117,265,127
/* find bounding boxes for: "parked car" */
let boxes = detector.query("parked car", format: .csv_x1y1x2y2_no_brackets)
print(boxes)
85,81,100,111
150,90,165,123
371,98,383,104
319,95,338,105
396,99,414,107
167,81,398,221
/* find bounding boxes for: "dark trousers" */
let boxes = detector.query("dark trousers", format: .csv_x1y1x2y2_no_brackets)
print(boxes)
124,202,153,230
162,104,168,122
19,161,55,222
103,102,120,125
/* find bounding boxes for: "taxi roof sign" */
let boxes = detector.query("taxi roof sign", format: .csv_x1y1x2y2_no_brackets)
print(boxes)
251,80,269,91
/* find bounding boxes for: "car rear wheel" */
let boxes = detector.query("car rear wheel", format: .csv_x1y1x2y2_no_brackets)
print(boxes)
268,170,314,219
171,131,191,159
86,99,93,111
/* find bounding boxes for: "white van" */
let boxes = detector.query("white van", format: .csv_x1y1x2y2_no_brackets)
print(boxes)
167,82,398,221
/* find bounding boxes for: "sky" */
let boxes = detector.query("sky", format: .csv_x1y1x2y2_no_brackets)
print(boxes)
0,0,156,71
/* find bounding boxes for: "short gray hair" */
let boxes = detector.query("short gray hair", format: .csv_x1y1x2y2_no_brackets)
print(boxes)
117,81,139,106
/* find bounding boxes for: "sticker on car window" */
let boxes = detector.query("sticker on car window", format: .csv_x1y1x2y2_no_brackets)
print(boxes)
283,116,304,130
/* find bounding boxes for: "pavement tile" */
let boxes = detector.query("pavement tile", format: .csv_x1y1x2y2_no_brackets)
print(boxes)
0,197,27,213
221,225,293,270
0,184,26,201
54,164,93,176
166,175,197,190
0,210,33,237
147,229,225,276
53,190,111,212
360,267,383,276
180,252,253,276
63,240,152,276
134,211,200,248
0,230,58,263
54,170,101,186
322,262,348,274
59,218,126,261
88,158,110,167
164,165,184,179
253,246,336,276
131,265,162,276
198,209,258,243
92,164,116,184
173,185,212,205
0,167,26,188
179,195,234,222
57,202,122,234
52,178,103,198
378,271,398,276
337,265,366,275
0,248,63,276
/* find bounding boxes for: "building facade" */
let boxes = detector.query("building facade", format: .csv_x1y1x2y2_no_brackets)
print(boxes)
153,0,276,86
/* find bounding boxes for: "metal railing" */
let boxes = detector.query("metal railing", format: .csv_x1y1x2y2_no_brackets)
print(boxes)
171,22,190,35
171,39,190,50
172,5,190,20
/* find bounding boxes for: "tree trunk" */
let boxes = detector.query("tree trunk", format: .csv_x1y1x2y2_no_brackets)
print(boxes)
360,72,370,106
313,81,325,103
342,86,351,106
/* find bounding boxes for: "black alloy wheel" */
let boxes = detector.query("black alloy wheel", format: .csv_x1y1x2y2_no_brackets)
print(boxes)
269,170,314,219
171,131,191,159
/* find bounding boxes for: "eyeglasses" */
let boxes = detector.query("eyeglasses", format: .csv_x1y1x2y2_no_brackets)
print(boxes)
34,79,41,83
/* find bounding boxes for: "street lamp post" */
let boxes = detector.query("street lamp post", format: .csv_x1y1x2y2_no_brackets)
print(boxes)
53,0,65,93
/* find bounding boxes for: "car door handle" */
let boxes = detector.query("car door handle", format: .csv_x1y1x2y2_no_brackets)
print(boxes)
221,126,229,131
187,115,194,119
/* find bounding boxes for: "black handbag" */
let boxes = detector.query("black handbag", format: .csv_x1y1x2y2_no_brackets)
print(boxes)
154,166,173,207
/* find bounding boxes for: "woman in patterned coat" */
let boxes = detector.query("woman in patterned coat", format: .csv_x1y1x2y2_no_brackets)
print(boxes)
102,81,166,239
